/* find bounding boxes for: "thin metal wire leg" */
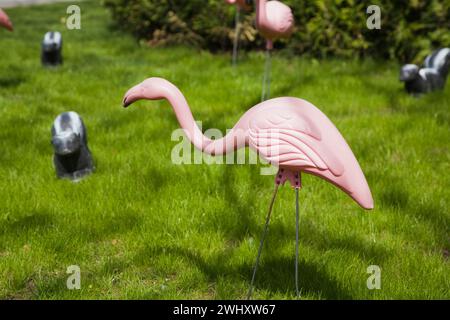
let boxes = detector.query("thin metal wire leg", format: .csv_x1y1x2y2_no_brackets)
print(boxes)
295,187,300,298
267,49,271,99
247,184,279,299
232,8,241,67
261,49,272,101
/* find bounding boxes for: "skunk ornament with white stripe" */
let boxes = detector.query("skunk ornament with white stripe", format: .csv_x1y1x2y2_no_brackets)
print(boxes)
424,48,450,78
51,112,94,180
42,31,63,66
400,64,445,95
400,48,449,95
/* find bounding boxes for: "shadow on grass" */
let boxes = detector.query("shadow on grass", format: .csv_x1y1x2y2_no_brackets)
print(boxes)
380,182,409,209
0,75,25,88
130,159,385,298
0,211,55,254
129,164,169,194
0,210,54,238
124,164,386,298
300,220,390,263
0,65,26,88
380,175,449,242
217,164,265,240
134,245,353,299
252,256,353,299
62,210,145,244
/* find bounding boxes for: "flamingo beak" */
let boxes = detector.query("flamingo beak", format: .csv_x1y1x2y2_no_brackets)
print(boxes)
122,84,142,108
122,95,132,108
123,77,162,108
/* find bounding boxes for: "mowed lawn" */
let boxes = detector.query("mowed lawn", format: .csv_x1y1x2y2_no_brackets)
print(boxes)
0,1,448,300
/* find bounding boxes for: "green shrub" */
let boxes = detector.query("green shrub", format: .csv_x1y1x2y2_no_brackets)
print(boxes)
102,0,257,50
103,0,449,61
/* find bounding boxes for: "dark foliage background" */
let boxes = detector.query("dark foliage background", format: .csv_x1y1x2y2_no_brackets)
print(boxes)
103,0,449,63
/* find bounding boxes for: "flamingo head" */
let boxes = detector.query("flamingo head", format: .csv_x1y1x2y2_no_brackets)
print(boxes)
399,64,419,82
123,77,169,108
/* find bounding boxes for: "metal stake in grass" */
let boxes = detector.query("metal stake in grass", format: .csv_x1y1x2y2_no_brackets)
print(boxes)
227,0,251,67
295,186,300,298
247,172,302,300
261,47,272,101
232,7,241,67
255,0,295,101
247,183,279,299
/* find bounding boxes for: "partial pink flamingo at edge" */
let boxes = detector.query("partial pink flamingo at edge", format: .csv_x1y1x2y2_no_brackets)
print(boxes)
0,8,13,32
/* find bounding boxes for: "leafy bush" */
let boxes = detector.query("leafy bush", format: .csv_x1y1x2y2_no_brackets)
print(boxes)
102,0,256,50
103,0,449,62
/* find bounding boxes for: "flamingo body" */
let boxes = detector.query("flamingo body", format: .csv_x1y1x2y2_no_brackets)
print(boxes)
256,0,294,49
0,9,13,32
123,77,374,210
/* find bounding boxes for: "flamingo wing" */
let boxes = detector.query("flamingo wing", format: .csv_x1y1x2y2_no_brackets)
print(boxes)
248,108,344,176
244,97,373,209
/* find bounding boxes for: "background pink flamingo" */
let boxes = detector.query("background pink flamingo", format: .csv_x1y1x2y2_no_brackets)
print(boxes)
0,9,13,32
255,0,294,101
123,77,374,298
225,0,252,67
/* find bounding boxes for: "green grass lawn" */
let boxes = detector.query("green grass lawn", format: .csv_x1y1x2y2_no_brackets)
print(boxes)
0,1,448,300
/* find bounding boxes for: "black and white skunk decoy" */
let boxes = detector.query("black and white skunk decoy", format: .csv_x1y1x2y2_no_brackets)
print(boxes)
399,64,445,95
41,31,63,66
51,112,94,181
424,47,450,79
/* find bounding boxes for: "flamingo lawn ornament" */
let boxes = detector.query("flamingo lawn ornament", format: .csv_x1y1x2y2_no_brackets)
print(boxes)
0,9,13,32
226,0,252,67
123,77,374,298
255,0,294,101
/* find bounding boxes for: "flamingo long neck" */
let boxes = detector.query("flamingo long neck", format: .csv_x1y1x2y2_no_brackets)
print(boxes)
255,0,273,49
255,0,267,29
155,79,248,156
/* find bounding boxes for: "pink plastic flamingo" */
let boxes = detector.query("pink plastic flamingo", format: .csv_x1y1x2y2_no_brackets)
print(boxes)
255,0,294,101
0,9,13,32
255,0,294,50
123,77,374,297
226,0,252,66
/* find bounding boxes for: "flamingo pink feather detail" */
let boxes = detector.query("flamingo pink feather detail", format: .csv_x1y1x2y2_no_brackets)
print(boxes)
0,9,13,32
123,77,374,210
